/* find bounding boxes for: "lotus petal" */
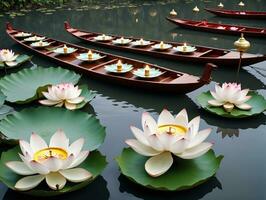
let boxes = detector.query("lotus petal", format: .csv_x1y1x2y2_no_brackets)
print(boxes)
177,142,213,159
68,138,84,156
39,99,62,106
29,160,50,175
223,103,234,112
175,108,188,128
61,154,75,169
235,95,252,105
235,103,252,110
66,96,85,104
6,161,35,175
158,109,175,126
19,140,34,157
49,129,69,150
156,133,180,151
65,102,77,110
5,61,17,67
55,102,64,107
169,139,186,154
145,152,173,177
15,175,44,191
130,126,149,146
188,116,200,138
42,157,63,172
30,133,48,152
60,168,92,183
208,99,224,107
126,139,161,156
70,150,89,168
42,90,60,101
186,128,212,149
142,112,157,134
45,172,66,190
146,135,164,151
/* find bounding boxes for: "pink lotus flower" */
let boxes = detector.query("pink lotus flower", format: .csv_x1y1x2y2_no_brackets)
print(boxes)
0,49,18,67
39,83,85,110
208,83,252,112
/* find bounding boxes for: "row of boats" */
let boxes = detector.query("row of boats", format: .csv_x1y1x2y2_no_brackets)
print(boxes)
5,8,265,94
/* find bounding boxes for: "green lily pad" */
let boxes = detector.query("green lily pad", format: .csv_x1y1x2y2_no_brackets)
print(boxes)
0,54,32,69
197,91,266,118
0,90,14,120
116,148,223,191
0,106,106,151
0,67,81,104
0,146,107,196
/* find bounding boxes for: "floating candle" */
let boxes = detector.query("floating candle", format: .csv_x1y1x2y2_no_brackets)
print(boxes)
39,40,43,46
182,43,187,52
102,34,106,40
121,37,124,44
193,6,200,12
140,38,144,45
117,60,123,71
88,50,93,60
34,36,37,40
63,44,68,53
160,41,164,49
34,147,68,163
218,2,224,8
144,65,150,76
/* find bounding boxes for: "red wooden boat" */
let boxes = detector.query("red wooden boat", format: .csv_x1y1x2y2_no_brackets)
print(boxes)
6,23,215,94
64,22,265,67
166,17,266,37
205,8,266,19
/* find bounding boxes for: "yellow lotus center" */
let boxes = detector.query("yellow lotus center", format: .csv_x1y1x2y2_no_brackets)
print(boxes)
158,124,187,135
33,147,68,162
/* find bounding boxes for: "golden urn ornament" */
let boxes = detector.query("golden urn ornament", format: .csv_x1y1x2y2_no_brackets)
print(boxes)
234,33,250,52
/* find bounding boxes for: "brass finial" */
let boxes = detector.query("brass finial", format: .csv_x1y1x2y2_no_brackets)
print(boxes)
218,2,224,8
238,1,245,7
193,6,200,12
170,9,177,16
234,33,250,52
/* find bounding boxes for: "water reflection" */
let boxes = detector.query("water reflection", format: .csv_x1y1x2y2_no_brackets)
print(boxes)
2,176,109,200
118,175,222,200
217,128,240,138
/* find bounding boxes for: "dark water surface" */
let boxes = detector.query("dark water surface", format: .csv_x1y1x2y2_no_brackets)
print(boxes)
0,0,265,199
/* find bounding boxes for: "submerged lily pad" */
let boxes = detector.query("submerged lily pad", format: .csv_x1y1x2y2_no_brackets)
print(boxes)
116,148,223,191
0,106,105,151
0,146,107,196
0,54,31,69
0,67,81,104
197,91,266,118
0,90,14,120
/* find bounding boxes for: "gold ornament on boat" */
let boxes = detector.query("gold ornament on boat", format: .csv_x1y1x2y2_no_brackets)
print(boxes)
170,9,177,16
193,6,200,12
117,60,123,71
234,33,250,52
218,2,224,8
238,1,245,7
144,65,150,76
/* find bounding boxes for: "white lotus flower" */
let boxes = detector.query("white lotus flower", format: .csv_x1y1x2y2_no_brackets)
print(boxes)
208,82,252,112
126,109,213,177
0,49,18,67
39,83,85,110
6,130,92,191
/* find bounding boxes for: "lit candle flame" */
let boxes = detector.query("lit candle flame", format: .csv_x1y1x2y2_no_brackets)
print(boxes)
144,65,150,76
63,44,68,53
88,50,93,60
117,60,123,71
160,41,164,49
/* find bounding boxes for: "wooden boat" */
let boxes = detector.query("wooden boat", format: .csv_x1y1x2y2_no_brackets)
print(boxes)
205,8,266,19
64,22,265,67
166,17,266,37
6,23,215,94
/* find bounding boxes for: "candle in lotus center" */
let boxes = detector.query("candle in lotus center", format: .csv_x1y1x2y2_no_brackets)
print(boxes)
121,37,124,44
33,147,68,163
144,65,150,76
39,40,43,46
34,36,37,40
218,2,224,8
88,50,93,59
117,60,123,71
140,38,144,45
160,41,164,49
102,34,106,40
183,43,187,51
158,124,188,135
63,44,68,53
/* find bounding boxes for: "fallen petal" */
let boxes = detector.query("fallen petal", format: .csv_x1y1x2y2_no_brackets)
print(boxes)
145,152,173,177
45,172,66,190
